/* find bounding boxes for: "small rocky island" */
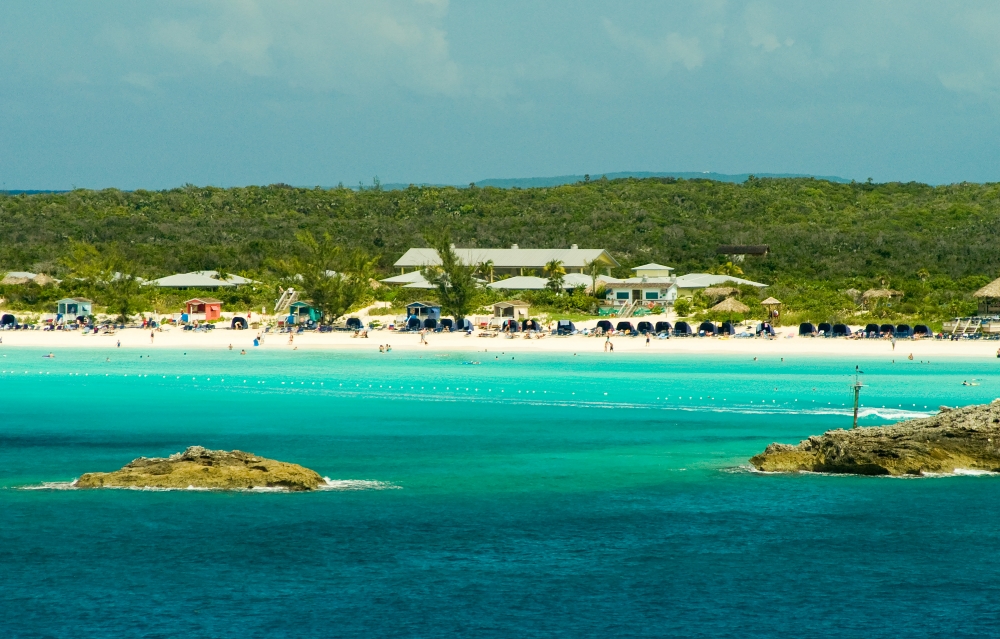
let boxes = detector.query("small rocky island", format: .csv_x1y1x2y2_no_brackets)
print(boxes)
75,446,324,491
750,402,1000,476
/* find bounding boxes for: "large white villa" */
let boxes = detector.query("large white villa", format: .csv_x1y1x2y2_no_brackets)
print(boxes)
385,248,766,304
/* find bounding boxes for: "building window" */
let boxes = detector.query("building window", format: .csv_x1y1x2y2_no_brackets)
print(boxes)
616,291,629,300
644,292,659,300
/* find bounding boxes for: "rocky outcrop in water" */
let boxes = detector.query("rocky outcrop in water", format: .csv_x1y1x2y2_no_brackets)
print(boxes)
750,402,1000,476
75,446,323,491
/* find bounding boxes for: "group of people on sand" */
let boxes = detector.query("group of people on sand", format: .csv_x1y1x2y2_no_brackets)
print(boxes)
378,344,393,353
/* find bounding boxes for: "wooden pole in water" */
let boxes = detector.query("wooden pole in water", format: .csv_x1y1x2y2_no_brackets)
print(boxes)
852,380,862,428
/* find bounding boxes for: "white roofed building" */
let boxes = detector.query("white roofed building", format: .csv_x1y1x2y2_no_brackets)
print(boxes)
393,245,618,279
149,271,254,290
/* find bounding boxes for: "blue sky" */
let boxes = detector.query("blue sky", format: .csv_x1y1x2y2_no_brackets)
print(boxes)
2,0,999,189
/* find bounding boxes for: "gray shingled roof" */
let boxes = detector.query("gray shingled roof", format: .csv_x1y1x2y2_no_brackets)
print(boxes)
394,247,618,269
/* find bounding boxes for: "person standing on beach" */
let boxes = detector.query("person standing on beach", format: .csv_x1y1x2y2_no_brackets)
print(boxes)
645,334,650,347
604,335,610,352
150,331,155,344
420,329,427,345
117,340,120,348
891,337,896,351
288,332,294,346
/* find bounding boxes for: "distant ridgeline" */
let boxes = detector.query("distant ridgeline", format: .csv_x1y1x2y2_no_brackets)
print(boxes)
2,177,999,286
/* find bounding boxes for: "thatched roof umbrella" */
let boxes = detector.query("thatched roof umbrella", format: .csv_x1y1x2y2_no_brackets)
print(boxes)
711,297,750,329
760,296,781,319
862,288,901,309
973,277,1000,299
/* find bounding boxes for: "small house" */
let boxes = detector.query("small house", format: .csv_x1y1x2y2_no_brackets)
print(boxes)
602,278,676,304
288,301,322,324
56,297,92,318
406,301,441,321
493,300,529,319
183,298,223,322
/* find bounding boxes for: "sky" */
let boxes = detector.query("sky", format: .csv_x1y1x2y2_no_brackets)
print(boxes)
2,0,1000,189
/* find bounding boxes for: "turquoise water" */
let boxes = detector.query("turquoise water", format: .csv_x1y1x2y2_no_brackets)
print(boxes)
2,348,999,637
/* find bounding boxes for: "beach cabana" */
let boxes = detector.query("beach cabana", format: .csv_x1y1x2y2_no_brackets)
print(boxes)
596,320,613,333
183,298,222,322
880,324,895,336
1,313,16,327
346,317,363,330
799,322,816,336
406,316,421,330
615,321,636,334
522,319,541,332
231,317,248,330
895,324,913,338
556,320,576,335
914,324,931,337
440,318,454,331
864,323,880,337
698,321,717,335
56,298,92,319
500,319,519,332
423,318,437,329
817,322,833,336
406,301,441,321
655,321,671,334
673,321,693,336
636,321,654,334
832,324,851,337
720,320,735,335
493,300,529,320
756,322,775,336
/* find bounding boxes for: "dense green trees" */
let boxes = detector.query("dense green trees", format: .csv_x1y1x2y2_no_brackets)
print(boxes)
2,176,1000,323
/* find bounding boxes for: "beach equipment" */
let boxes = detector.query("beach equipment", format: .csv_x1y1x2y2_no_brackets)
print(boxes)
636,321,653,334
231,317,248,330
914,324,931,336
615,321,636,334
720,320,735,335
673,321,693,336
439,318,454,331
756,322,775,336
556,320,576,335
895,324,913,338
423,318,438,330
817,322,833,336
698,321,717,335
501,319,519,332
709,297,749,315
522,319,541,332
596,320,613,333
798,322,816,336
654,321,671,334
1,313,16,327
346,318,363,331
864,323,880,338
880,324,895,336
406,316,421,331
832,324,851,337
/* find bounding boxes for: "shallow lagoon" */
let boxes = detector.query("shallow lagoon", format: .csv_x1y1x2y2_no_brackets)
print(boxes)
2,349,999,637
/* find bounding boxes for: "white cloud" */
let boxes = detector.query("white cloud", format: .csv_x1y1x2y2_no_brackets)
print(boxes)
603,19,704,72
141,0,461,95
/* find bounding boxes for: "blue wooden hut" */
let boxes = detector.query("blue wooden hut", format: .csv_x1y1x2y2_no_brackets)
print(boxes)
406,301,441,322
288,301,322,324
56,298,92,319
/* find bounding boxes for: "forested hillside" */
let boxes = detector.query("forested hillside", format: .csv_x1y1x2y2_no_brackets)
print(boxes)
2,176,999,323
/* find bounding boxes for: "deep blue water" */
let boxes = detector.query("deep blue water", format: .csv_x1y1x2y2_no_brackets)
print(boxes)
2,348,999,637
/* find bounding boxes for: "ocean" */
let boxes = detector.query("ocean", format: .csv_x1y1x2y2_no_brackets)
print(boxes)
2,347,999,637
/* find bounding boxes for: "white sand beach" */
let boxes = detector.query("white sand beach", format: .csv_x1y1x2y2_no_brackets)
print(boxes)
2,324,999,359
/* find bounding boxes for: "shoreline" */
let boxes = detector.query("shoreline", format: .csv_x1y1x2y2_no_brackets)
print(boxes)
2,327,999,358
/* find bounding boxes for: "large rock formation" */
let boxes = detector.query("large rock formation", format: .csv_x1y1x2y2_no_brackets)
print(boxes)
750,402,1000,475
75,446,323,491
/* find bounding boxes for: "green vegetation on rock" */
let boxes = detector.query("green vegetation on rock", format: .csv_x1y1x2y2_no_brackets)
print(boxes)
75,446,324,491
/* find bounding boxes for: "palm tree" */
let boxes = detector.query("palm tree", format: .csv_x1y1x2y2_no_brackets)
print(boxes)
544,259,566,292
479,260,495,283
584,259,602,294
711,261,744,277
